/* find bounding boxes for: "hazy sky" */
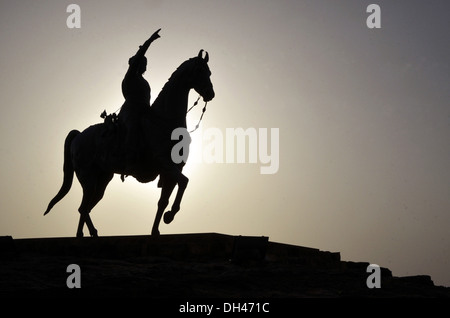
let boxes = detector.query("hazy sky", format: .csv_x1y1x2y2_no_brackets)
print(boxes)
0,1,449,287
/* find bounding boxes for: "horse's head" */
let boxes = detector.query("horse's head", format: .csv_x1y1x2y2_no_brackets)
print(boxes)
189,50,215,102
151,50,215,121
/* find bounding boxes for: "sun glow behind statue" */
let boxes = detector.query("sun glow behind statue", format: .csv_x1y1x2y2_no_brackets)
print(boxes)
0,0,449,286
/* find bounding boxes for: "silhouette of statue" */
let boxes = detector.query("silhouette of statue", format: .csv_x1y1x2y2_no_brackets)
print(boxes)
43,29,215,237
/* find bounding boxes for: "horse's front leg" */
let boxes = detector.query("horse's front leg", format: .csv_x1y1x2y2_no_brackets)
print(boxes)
151,177,176,236
163,173,189,224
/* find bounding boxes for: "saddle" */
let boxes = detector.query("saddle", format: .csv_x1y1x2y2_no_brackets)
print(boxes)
99,110,159,182
98,109,181,184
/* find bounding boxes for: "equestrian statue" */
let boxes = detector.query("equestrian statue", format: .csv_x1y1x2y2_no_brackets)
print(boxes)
43,29,215,237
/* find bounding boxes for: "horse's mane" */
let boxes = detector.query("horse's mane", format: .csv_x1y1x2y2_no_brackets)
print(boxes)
158,57,198,94
150,57,199,117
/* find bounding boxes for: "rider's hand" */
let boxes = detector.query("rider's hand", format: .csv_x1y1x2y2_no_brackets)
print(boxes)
150,28,161,42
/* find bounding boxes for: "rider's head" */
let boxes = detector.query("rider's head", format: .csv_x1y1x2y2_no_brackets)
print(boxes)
129,55,147,75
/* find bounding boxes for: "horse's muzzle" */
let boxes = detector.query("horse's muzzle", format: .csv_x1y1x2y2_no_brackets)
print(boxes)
203,88,215,102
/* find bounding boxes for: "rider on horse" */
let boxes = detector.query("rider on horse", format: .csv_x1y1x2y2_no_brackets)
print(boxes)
119,28,161,178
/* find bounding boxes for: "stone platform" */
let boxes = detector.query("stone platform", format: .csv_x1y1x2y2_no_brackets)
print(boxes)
9,233,341,267
0,233,448,298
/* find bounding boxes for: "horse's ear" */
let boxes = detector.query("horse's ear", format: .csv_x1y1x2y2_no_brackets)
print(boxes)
198,49,209,63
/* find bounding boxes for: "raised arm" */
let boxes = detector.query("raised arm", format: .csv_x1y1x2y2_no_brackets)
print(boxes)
128,28,161,73
136,29,161,59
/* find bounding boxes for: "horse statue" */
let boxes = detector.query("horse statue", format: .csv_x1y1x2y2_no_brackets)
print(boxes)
43,50,215,237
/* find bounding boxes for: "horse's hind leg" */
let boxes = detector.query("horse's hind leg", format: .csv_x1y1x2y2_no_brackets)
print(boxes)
76,171,113,237
77,213,95,238
77,188,98,238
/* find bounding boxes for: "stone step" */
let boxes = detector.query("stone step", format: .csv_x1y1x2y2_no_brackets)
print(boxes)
5,233,341,268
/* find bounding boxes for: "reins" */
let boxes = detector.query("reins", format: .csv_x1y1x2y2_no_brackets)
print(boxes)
187,95,208,133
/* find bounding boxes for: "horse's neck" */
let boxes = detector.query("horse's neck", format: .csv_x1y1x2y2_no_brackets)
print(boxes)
152,78,190,125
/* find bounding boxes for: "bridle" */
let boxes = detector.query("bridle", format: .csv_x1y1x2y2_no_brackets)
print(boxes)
187,95,208,133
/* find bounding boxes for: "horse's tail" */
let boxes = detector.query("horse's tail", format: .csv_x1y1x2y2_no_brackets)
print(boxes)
43,129,80,215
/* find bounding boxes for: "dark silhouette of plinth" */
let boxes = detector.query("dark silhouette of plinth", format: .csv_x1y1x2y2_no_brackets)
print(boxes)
1,233,449,298
43,29,215,238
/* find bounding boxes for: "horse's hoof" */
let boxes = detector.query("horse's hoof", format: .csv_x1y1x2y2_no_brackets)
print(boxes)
76,231,84,238
151,229,160,236
163,211,175,224
90,230,98,238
